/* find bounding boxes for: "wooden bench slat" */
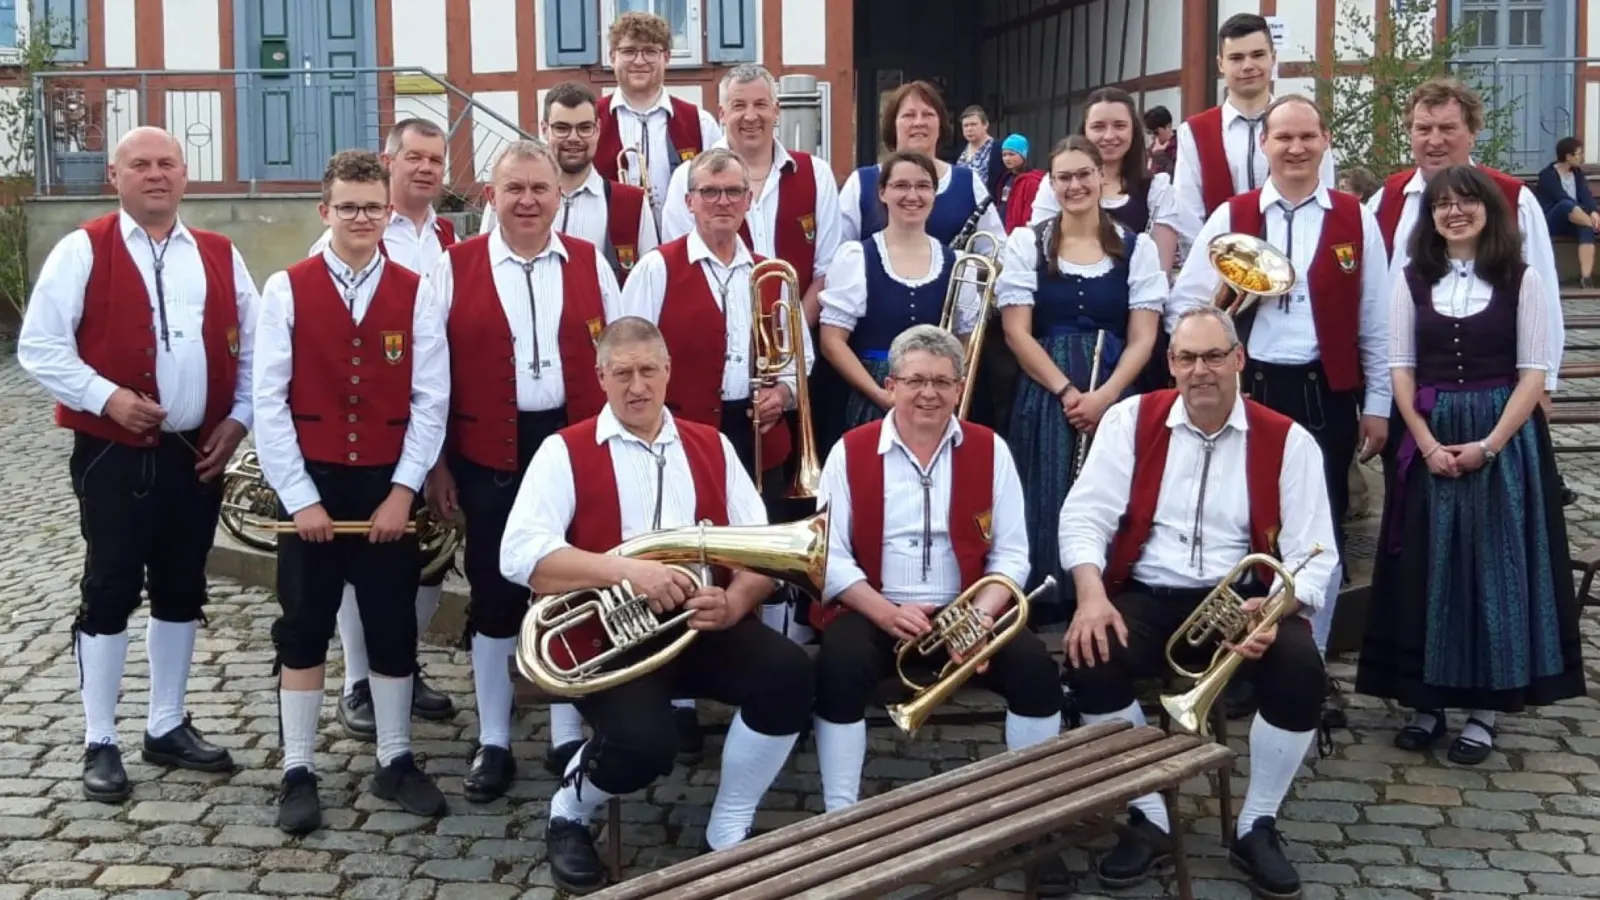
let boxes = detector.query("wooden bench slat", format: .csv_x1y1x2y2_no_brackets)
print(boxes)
789,743,1235,900
1559,363,1600,380
1548,402,1600,425
1566,314,1600,330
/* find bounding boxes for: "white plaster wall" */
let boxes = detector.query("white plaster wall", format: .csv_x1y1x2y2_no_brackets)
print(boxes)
165,90,223,181
1143,87,1181,120
162,0,220,70
1587,84,1599,165
471,0,519,75
392,0,448,73
780,0,826,67
1144,0,1183,76
1273,1,1316,63
103,0,137,68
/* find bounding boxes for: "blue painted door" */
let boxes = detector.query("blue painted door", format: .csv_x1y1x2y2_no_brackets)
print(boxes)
1454,0,1573,173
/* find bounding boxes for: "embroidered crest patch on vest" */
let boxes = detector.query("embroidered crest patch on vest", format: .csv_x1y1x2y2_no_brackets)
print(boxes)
679,148,696,163
800,213,816,244
616,245,636,270
226,326,240,358
975,509,994,544
587,317,603,346
1333,243,1358,274
382,331,406,364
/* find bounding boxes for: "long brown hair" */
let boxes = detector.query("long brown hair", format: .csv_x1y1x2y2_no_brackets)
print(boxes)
1079,87,1149,199
1042,136,1124,277
1409,165,1524,292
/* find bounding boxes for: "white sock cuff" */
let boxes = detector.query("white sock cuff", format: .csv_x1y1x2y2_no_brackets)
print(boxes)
1003,711,1061,752
671,698,696,710
1080,699,1148,730
471,634,517,750
279,688,322,773
78,630,130,748
549,703,586,747
368,673,414,766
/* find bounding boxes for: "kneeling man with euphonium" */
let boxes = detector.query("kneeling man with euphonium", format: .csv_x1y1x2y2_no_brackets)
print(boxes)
1059,306,1338,900
500,316,814,895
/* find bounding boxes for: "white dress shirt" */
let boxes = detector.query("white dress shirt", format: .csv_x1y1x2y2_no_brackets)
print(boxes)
995,225,1169,312
1389,262,1551,372
477,167,662,261
837,163,1005,244
19,210,259,432
1167,181,1393,417
309,208,449,276
499,405,766,586
252,249,450,515
1365,168,1564,390
814,415,1030,606
617,230,814,405
607,89,724,216
428,229,623,412
1027,174,1180,233
1168,98,1340,247
819,233,980,335
660,138,843,284
1058,394,1339,612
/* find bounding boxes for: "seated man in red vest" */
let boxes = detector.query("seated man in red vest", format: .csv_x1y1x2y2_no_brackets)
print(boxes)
810,324,1071,894
423,138,623,803
18,126,253,803
499,316,812,895
1059,306,1338,900
253,150,451,836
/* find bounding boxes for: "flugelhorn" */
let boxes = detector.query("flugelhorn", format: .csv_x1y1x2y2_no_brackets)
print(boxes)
1159,545,1325,736
887,575,1055,736
939,248,1000,421
1068,330,1107,482
617,145,655,218
749,258,822,497
515,509,830,697
1207,232,1295,316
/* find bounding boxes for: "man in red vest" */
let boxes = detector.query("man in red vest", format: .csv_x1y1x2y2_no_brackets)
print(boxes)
591,11,722,228
423,138,622,803
809,324,1071,894
253,150,450,836
478,82,659,286
18,126,254,803
499,316,812,894
1059,306,1338,900
1158,14,1337,264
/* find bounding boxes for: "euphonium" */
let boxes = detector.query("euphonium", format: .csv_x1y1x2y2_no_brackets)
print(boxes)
749,258,822,497
515,509,830,697
1068,330,1107,482
887,575,1055,736
1207,232,1296,316
939,249,1000,421
1159,546,1325,736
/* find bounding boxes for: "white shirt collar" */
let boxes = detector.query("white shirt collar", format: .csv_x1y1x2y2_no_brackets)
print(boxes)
876,410,965,456
1165,394,1250,437
1222,95,1273,127
611,88,675,118
688,229,755,269
594,404,682,449
1259,179,1333,212
490,227,569,265
570,167,606,198
118,209,194,245
708,136,799,173
388,206,439,235
319,245,384,282
1404,158,1481,196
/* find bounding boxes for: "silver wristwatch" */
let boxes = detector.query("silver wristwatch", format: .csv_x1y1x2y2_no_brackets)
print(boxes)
1478,440,1497,463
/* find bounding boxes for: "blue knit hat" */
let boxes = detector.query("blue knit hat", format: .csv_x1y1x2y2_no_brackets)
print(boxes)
1001,134,1030,157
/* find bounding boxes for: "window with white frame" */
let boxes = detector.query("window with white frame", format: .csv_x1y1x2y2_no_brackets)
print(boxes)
601,0,703,67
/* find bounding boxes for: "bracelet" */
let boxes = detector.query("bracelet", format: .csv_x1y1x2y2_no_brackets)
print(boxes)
1423,444,1442,459
1055,381,1073,399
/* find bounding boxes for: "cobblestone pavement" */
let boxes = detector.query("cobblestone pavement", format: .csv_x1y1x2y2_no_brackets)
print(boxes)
3,323,1600,900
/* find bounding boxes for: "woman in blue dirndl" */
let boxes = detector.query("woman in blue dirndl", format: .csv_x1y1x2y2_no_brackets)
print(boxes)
998,136,1166,603
1357,165,1585,765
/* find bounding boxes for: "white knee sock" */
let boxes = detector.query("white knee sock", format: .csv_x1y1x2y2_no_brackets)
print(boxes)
1237,714,1314,838
145,618,197,738
1310,565,1343,657
706,712,798,850
415,583,443,639
368,673,413,766
336,584,369,695
813,717,867,813
549,741,613,824
1081,701,1169,832
79,630,129,748
1461,710,1497,747
759,601,790,635
1004,711,1060,752
471,634,517,750
279,688,322,773
549,703,586,747
672,698,696,710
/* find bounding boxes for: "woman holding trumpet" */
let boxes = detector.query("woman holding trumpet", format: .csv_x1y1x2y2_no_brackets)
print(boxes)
999,136,1164,602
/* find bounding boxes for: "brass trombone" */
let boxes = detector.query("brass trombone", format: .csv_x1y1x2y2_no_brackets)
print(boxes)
1068,330,1107,482
939,249,1000,421
1207,232,1296,316
1159,546,1325,736
960,229,1005,266
749,258,822,497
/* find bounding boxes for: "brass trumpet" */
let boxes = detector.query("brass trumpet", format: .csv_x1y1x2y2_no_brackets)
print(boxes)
887,575,1055,736
1207,232,1296,316
617,145,655,217
1068,330,1107,482
749,258,822,498
939,248,1000,421
515,509,830,697
1159,546,1325,736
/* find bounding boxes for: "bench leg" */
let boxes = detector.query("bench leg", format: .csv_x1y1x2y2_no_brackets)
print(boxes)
1214,708,1234,850
1580,568,1597,607
605,796,622,882
1164,787,1194,900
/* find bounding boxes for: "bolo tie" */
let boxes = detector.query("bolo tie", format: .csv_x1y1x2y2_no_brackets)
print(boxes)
144,232,174,351
1273,197,1316,312
327,258,381,316
521,259,543,379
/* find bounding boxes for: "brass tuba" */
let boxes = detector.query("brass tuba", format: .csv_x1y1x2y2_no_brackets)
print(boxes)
749,258,822,498
887,575,1055,736
939,245,1001,421
1207,232,1296,316
1159,546,1325,736
515,509,830,697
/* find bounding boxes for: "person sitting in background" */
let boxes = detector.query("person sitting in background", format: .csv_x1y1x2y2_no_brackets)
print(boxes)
987,134,1043,231
1535,137,1597,289
1337,166,1381,203
1144,106,1175,178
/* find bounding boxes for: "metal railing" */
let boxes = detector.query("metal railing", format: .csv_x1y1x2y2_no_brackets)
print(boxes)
28,66,534,204
1448,57,1599,174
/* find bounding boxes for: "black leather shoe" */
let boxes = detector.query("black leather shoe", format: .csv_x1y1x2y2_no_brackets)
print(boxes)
1222,678,1258,720
411,670,455,721
1393,710,1446,752
82,743,131,804
464,744,517,803
372,752,446,817
674,706,704,764
547,816,606,894
544,738,584,777
277,767,321,835
142,714,234,773
1032,849,1074,896
1447,718,1497,766
1320,676,1347,731
1096,807,1172,888
1230,816,1301,899
338,680,376,741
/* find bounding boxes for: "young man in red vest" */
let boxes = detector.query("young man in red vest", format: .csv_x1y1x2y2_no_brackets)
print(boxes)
591,11,722,229
253,150,450,835
18,126,254,803
423,139,622,803
1059,306,1338,900
499,316,812,894
809,324,1071,894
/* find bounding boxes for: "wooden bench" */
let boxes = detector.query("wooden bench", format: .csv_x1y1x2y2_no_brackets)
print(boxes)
1570,543,1600,608
586,721,1232,900
1566,314,1600,331
1558,362,1600,381
1546,402,1600,453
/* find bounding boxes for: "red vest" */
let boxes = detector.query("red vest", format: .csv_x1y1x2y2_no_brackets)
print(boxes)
655,236,793,468
1374,165,1525,257
1227,189,1367,392
602,181,649,281
57,213,241,447
1185,106,1239,218
593,94,706,183
1103,390,1291,595
285,257,418,466
547,414,730,672
444,234,610,471
737,151,821,296
812,419,997,631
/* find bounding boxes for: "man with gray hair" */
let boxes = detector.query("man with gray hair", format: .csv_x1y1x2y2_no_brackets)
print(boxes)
808,323,1071,892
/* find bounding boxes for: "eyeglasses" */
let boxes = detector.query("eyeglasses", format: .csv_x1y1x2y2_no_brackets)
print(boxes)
330,203,388,221
616,46,665,61
1052,168,1097,186
1431,197,1482,214
884,180,935,194
894,375,961,393
1169,346,1237,370
693,186,747,203
548,122,598,138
